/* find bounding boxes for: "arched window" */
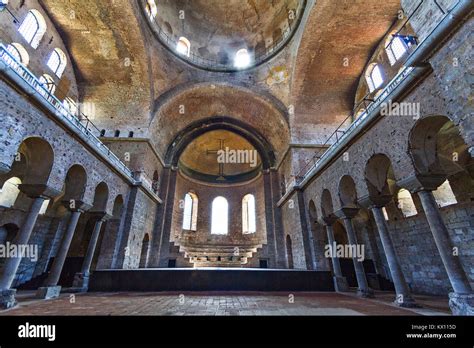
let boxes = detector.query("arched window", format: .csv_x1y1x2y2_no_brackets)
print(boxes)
47,48,67,78
366,64,384,92
234,48,251,69
397,189,418,217
114,130,120,137
100,129,106,137
182,192,198,231
176,37,190,57
145,0,157,20
18,10,47,49
38,74,56,94
0,177,21,208
433,180,458,208
242,194,256,234
386,36,408,66
128,131,134,138
6,43,30,66
211,196,228,235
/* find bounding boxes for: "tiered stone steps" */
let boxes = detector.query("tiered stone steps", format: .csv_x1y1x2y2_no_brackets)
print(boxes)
179,243,263,267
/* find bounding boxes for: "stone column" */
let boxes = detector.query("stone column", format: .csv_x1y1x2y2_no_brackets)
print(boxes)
296,190,316,270
417,190,473,314
371,206,417,307
0,184,60,309
324,222,349,292
337,208,374,297
0,196,45,308
111,187,138,268
263,171,279,268
157,168,177,267
0,196,45,290
148,167,170,267
37,202,90,299
72,213,109,291
270,170,287,268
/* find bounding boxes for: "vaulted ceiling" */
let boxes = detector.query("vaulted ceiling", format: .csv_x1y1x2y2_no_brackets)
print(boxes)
39,0,402,152
291,0,400,126
40,0,152,127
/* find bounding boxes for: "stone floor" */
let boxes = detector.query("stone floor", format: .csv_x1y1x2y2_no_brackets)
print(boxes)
0,290,451,316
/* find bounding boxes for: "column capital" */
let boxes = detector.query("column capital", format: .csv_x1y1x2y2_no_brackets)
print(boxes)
18,184,61,199
88,211,113,222
320,216,337,226
335,207,359,220
61,200,92,213
397,174,446,193
358,194,391,209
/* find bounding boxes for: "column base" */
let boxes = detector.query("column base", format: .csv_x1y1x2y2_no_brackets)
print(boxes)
394,294,419,308
357,288,375,298
71,272,90,291
448,292,474,316
0,289,17,309
333,276,349,292
36,286,62,299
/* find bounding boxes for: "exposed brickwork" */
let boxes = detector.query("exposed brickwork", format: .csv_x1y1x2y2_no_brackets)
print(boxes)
168,173,268,267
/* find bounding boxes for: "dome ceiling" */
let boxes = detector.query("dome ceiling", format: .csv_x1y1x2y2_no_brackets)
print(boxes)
179,130,262,183
143,0,306,71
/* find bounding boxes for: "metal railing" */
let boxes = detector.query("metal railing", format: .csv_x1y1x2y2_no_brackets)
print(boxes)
145,1,306,72
281,0,462,195
0,43,136,180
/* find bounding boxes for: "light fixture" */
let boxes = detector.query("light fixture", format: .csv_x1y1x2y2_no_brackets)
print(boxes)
234,48,251,69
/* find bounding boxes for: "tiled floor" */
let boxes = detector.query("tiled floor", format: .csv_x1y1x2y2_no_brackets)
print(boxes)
0,290,451,316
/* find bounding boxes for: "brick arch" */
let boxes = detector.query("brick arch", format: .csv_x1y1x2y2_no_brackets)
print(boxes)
364,153,395,206
62,164,88,203
149,82,290,163
338,175,358,209
91,182,109,212
15,136,55,186
408,115,471,180
320,189,335,220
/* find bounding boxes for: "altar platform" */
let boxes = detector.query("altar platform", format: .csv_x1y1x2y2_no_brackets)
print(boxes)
89,268,335,292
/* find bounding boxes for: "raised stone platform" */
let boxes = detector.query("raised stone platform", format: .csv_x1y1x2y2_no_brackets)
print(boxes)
89,268,335,292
